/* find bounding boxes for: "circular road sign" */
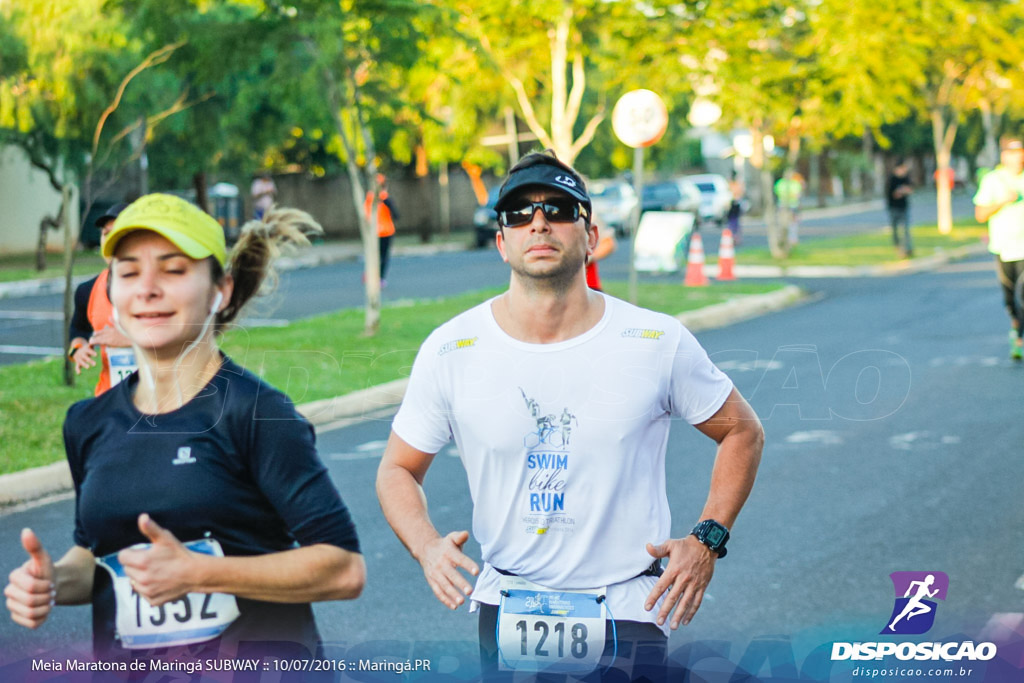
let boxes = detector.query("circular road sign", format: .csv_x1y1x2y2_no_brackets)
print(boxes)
612,89,669,149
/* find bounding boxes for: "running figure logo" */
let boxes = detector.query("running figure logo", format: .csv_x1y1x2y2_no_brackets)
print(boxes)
881,571,949,635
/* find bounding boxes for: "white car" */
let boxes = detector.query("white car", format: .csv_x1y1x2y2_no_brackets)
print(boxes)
589,179,638,236
684,173,732,225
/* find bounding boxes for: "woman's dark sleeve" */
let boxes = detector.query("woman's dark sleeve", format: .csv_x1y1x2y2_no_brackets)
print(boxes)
246,388,361,554
68,277,97,343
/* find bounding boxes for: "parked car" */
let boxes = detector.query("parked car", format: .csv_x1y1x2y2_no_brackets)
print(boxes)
684,173,732,225
473,186,500,248
674,178,703,217
641,180,700,217
589,179,638,236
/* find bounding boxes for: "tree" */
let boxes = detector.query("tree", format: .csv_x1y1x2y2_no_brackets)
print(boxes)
445,0,661,166
253,0,430,336
683,0,819,257
902,0,1024,233
1,0,201,384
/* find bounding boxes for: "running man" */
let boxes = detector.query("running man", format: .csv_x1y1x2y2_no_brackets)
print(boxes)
377,150,764,679
974,135,1024,360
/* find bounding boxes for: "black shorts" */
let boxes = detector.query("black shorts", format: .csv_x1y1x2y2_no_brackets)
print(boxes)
477,602,668,682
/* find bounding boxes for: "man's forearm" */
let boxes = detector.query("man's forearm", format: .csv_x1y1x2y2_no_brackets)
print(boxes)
377,464,443,561
698,422,764,528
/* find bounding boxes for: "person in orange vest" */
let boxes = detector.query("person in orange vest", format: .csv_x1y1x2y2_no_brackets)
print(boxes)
68,203,136,395
364,173,399,283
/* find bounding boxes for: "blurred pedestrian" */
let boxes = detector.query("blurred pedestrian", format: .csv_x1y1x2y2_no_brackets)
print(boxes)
728,171,745,244
774,170,803,247
364,173,399,284
973,136,1024,360
68,203,135,395
250,171,277,220
887,159,914,258
6,194,365,663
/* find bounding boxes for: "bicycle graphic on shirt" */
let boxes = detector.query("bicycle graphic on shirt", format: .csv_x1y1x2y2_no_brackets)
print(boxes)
520,388,577,449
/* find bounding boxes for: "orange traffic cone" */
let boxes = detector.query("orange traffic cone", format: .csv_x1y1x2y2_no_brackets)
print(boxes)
684,233,709,286
717,228,736,281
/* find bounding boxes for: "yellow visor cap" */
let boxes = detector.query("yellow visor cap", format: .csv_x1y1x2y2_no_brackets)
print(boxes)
102,193,227,266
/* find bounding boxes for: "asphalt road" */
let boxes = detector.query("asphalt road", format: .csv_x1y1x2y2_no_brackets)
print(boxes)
0,191,975,366
2,250,1022,681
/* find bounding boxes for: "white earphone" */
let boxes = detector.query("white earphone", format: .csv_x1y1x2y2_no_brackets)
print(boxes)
210,291,223,315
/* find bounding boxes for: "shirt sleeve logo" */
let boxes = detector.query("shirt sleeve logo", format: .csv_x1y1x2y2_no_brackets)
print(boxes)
438,336,479,356
621,328,666,340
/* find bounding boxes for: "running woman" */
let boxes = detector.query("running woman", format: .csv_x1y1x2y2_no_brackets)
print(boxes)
5,194,364,663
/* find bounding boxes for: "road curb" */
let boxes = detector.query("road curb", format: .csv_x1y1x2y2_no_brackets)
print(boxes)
677,285,806,332
0,286,806,507
0,462,73,507
720,242,987,279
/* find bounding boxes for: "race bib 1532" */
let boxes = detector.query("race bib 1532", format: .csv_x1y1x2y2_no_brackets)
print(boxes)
97,538,240,649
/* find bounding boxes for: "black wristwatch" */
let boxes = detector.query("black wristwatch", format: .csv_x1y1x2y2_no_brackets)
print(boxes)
690,519,730,558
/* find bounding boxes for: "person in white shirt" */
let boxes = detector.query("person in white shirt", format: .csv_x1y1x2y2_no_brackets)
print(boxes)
376,151,764,680
974,136,1024,360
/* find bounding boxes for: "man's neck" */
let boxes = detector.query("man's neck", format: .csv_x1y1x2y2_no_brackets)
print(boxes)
492,276,605,344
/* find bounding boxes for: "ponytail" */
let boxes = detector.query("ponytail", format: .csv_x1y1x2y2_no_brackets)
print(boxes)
215,206,323,328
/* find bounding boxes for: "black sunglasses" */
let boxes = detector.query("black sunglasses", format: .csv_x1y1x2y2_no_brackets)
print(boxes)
498,198,588,228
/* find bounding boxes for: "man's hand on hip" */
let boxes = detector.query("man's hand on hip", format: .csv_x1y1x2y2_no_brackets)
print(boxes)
418,530,478,610
643,536,716,629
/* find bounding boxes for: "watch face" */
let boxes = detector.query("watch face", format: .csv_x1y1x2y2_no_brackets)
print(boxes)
706,526,725,546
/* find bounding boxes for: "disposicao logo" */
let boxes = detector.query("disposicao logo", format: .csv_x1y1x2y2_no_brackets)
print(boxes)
881,571,947,635
830,571,997,663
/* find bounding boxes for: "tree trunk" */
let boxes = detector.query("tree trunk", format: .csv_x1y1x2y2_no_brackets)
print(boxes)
439,162,451,238
861,127,875,197
323,64,381,336
752,124,784,259
193,171,209,214
60,185,76,386
810,152,825,208
978,100,999,170
931,109,956,234
37,215,55,271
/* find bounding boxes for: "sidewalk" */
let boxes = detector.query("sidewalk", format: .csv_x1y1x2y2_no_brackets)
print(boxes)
0,285,805,507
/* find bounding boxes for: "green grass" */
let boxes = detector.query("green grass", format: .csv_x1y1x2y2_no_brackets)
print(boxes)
0,281,786,476
708,220,986,267
0,360,95,474
0,250,108,283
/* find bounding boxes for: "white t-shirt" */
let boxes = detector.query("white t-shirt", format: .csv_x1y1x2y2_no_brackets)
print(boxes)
974,167,1024,261
392,293,734,630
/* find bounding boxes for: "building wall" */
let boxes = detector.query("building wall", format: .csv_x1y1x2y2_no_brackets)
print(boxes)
0,145,80,254
269,168,497,240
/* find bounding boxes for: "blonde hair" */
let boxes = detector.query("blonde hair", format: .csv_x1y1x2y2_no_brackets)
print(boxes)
215,206,323,328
